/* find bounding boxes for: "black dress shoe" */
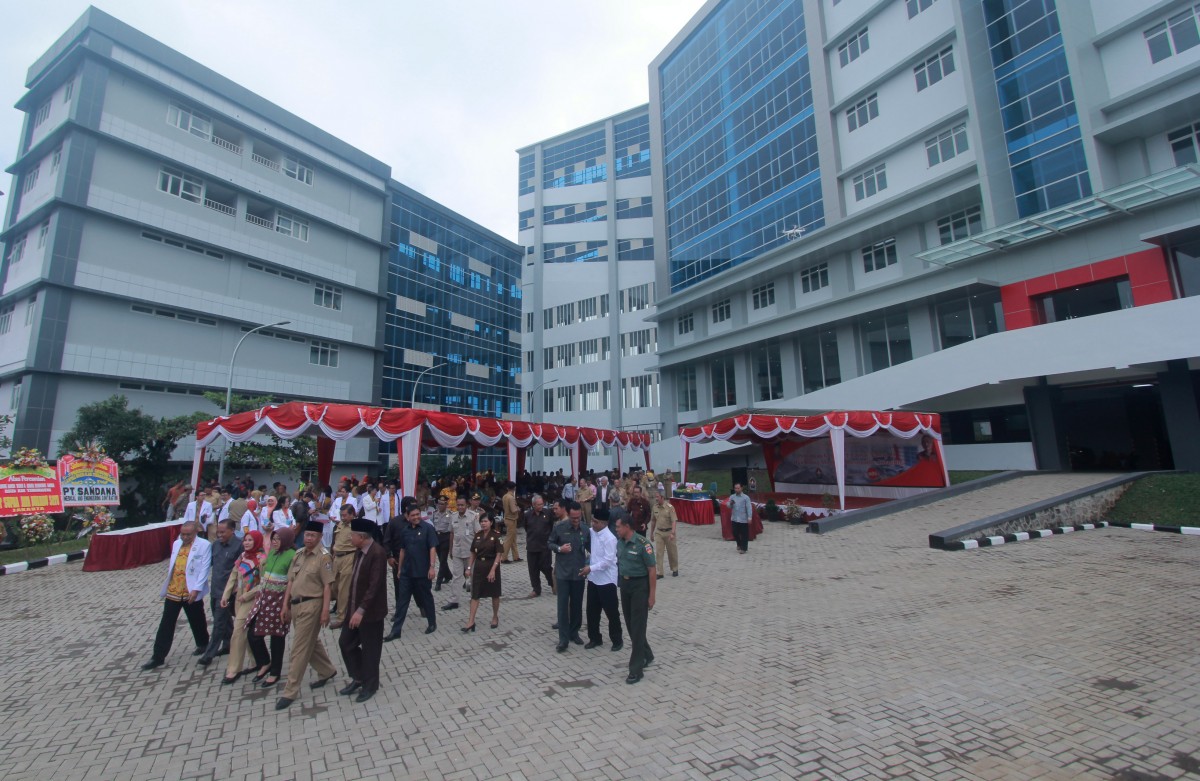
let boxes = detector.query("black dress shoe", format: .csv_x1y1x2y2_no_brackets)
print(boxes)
197,655,213,666
551,623,559,630
424,624,436,634
141,659,163,671
625,672,643,684
275,697,293,710
584,640,602,649
673,571,679,577
656,574,664,580
191,647,205,656
434,582,441,592
384,630,401,642
611,642,623,652
339,682,362,696
311,674,336,689
216,645,230,656
355,689,376,703
570,634,584,645
441,602,459,611
556,643,568,653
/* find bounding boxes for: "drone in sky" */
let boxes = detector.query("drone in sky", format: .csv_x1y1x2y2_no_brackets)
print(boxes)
782,225,806,240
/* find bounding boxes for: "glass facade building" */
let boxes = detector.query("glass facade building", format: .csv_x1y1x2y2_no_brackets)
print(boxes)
982,0,1091,217
659,0,823,292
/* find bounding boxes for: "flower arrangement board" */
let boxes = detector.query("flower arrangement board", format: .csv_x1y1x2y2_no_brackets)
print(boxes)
0,449,64,517
57,454,121,507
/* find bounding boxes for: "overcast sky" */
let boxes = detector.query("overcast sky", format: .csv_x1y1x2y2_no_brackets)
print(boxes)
0,0,707,243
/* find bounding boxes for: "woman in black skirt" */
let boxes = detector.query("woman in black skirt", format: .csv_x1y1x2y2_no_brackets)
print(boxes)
463,514,503,631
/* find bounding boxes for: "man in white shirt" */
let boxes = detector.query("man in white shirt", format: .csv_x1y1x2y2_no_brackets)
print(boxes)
182,489,214,532
329,485,349,521
378,483,398,525
142,522,212,669
581,510,623,652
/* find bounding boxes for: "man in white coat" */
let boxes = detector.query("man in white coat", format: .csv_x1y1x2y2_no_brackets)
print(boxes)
142,522,212,670
182,489,214,532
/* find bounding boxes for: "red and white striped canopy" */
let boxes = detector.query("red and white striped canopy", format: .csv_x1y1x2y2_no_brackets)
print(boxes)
679,411,941,444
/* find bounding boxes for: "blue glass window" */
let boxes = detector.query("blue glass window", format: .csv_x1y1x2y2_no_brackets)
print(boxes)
543,241,608,264
543,201,608,225
542,130,607,189
614,113,652,179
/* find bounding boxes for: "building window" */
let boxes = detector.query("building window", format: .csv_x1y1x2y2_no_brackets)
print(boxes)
284,155,314,186
926,123,969,167
25,295,38,326
600,337,611,360
751,283,775,310
936,290,1002,348
524,351,533,372
246,260,308,282
166,102,212,139
1145,7,1200,63
0,305,13,334
677,366,697,412
526,312,534,333
799,327,840,393
556,302,575,325
51,147,62,172
1168,122,1200,165
543,308,553,330
130,303,217,326
678,312,694,335
32,101,50,129
712,299,731,323
914,46,955,91
543,347,554,370
580,338,600,364
621,329,656,356
621,283,652,312
599,294,610,317
276,211,309,241
711,356,736,408
800,263,828,293
579,296,599,321
838,28,870,67
862,238,898,272
556,343,577,367
1037,278,1132,324
314,282,342,310
158,166,204,203
859,308,912,373
556,385,576,412
937,206,982,245
906,0,936,18
63,80,74,102
580,382,601,410
6,235,26,266
846,93,878,132
36,222,49,249
622,374,658,408
754,341,783,402
310,340,339,367
21,166,40,194
10,380,21,410
852,164,887,201
542,388,555,413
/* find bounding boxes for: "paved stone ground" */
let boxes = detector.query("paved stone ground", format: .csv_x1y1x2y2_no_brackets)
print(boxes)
2,472,1198,781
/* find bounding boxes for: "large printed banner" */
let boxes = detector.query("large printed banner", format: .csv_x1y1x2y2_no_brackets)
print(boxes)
773,432,944,488
0,465,64,517
57,455,121,507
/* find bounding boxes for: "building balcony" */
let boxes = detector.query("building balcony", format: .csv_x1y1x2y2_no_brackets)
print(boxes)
202,182,237,217
209,118,244,157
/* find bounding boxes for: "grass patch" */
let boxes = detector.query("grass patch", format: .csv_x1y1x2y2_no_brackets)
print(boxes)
948,470,1003,485
0,537,89,566
1105,473,1200,526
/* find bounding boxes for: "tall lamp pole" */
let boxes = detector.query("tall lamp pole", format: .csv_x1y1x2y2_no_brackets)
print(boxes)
217,319,290,486
411,362,447,407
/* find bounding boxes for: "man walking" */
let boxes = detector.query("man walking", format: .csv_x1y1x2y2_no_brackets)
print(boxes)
442,496,479,611
615,516,656,684
198,519,240,666
729,482,752,554
500,482,521,563
329,504,357,629
276,521,338,710
431,495,453,590
142,522,211,670
338,517,388,703
524,494,555,598
649,493,680,579
385,506,438,641
547,501,587,652
582,511,622,652
626,484,651,535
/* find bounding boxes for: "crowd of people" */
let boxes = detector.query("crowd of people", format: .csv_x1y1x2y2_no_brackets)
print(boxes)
143,467,691,709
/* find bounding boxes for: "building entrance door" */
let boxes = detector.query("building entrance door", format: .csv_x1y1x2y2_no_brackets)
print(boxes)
1060,384,1172,471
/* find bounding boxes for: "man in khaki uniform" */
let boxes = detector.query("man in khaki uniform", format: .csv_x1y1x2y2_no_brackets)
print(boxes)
328,504,357,629
649,493,680,579
500,482,521,564
277,520,338,710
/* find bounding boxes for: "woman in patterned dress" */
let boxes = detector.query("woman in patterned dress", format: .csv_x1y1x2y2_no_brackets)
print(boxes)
244,526,295,687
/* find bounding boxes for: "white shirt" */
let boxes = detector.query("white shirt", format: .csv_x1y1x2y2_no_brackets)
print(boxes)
348,494,363,512
183,500,214,528
329,496,345,519
159,536,212,599
379,492,396,524
587,526,618,586
362,493,379,523
217,502,231,522
271,508,293,528
240,509,261,535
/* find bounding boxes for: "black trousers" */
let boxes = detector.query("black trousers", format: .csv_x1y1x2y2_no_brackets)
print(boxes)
151,597,209,663
732,521,750,551
203,588,232,657
339,619,384,693
620,577,654,676
555,578,585,646
586,581,623,645
527,550,554,594
246,622,286,677
436,532,452,584
391,575,435,634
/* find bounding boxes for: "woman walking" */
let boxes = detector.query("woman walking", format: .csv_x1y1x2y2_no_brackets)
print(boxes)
463,515,503,632
219,530,266,684
245,526,295,687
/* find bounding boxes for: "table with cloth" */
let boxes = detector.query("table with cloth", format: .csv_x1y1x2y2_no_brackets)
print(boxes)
82,520,185,572
719,502,763,542
669,497,716,526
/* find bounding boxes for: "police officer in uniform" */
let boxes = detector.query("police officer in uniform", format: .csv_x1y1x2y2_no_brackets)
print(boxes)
329,504,357,629
276,520,338,710
614,515,656,684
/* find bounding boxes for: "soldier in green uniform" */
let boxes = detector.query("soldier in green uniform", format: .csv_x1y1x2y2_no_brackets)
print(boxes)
614,515,656,684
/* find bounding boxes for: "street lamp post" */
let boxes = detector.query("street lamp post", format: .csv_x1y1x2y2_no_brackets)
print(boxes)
411,362,447,408
217,319,290,487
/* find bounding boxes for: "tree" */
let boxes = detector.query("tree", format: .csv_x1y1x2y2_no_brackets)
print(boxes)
201,392,316,477
0,413,12,459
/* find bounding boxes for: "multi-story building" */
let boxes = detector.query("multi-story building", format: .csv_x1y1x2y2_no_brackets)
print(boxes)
0,8,520,478
518,106,661,471
384,180,523,473
649,0,1200,473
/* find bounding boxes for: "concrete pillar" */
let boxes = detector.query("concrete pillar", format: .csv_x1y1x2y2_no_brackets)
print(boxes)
1157,359,1200,472
1023,380,1069,471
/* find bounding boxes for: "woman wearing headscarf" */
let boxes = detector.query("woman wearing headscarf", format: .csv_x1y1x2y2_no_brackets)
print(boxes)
463,514,503,631
219,530,266,684
245,525,295,687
